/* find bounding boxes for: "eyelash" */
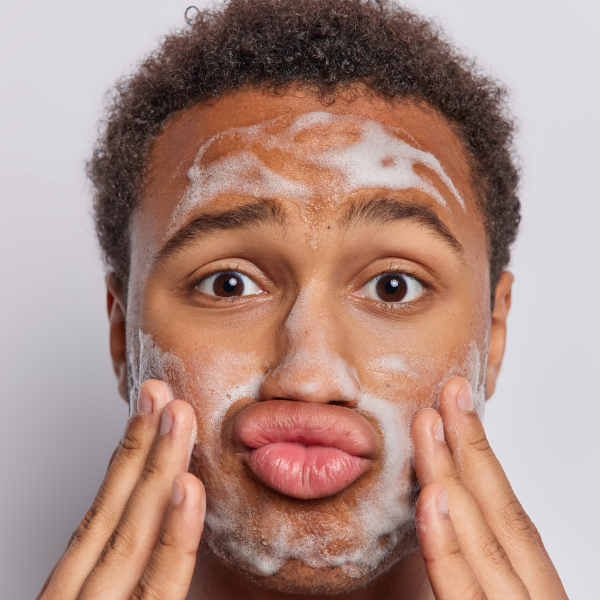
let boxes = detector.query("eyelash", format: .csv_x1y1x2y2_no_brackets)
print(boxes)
190,264,259,302
359,265,431,310
190,262,431,311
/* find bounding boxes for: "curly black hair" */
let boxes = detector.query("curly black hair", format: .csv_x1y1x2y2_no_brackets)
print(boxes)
88,0,520,296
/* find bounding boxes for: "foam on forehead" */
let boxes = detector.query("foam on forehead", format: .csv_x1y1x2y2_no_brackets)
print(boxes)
167,111,465,236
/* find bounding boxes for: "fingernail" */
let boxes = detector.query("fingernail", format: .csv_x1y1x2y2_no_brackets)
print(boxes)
136,388,153,415
433,417,445,442
456,383,474,412
160,406,174,435
438,489,449,515
171,478,185,506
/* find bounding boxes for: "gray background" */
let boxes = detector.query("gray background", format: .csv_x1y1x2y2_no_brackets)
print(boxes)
1,0,598,597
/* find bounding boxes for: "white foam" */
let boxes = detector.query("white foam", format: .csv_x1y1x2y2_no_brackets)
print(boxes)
369,353,412,376
167,112,465,236
168,146,310,236
204,388,418,580
313,117,464,210
127,330,183,411
461,341,487,417
268,285,363,403
127,323,489,581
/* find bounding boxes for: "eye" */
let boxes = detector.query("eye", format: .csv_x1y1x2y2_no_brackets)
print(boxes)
360,273,424,303
196,271,262,298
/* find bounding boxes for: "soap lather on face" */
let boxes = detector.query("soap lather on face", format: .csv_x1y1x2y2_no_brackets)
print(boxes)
125,93,493,593
128,274,488,580
130,328,415,578
167,112,465,237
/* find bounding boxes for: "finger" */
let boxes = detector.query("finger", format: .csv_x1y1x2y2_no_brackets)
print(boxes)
416,483,484,600
107,443,120,471
411,408,530,600
438,378,568,598
40,380,171,600
133,473,206,599
35,565,58,600
79,399,196,600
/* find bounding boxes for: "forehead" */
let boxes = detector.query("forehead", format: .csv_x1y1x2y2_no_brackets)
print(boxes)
141,88,479,236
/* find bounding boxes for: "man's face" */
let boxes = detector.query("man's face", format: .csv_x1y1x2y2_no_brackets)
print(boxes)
124,88,491,593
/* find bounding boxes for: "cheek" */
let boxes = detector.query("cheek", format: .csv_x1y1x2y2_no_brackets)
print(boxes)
177,348,263,423
361,349,447,415
172,350,265,482
361,337,489,416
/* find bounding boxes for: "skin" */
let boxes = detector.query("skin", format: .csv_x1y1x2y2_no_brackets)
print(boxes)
38,87,568,600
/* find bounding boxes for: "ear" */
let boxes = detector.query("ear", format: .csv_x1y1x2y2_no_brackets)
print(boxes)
106,273,129,403
485,271,514,399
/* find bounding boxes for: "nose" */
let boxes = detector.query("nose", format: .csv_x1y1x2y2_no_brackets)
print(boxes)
259,288,362,407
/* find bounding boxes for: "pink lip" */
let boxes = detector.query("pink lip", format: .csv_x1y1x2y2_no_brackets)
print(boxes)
232,401,378,499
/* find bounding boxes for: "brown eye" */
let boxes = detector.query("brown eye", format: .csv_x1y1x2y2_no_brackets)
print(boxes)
196,271,262,298
376,274,407,302
360,273,423,303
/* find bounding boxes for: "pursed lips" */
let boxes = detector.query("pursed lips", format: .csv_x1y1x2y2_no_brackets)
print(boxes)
232,400,380,499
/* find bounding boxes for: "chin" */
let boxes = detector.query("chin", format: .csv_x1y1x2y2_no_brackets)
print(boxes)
258,529,419,595
200,503,421,595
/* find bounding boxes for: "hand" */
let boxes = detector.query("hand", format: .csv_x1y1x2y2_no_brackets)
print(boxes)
411,377,568,599
37,380,205,600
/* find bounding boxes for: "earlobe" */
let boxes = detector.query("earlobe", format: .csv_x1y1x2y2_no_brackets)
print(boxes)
485,271,514,399
106,273,129,403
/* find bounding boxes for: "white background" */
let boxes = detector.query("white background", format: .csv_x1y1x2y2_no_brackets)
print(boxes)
1,1,598,597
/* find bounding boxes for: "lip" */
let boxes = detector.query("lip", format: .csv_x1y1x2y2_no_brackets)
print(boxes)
232,400,379,499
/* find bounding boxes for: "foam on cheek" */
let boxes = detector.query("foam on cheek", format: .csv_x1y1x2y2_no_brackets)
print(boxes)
340,392,416,577
166,112,465,236
463,341,487,417
127,330,182,411
369,353,413,376
195,374,263,473
127,330,263,452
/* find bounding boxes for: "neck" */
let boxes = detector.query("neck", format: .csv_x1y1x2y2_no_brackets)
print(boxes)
187,546,434,600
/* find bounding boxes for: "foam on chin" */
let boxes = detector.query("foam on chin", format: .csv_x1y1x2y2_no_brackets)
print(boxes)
203,393,417,580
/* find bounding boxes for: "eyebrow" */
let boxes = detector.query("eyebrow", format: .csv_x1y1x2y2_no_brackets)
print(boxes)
155,200,286,263
155,196,463,264
339,198,464,255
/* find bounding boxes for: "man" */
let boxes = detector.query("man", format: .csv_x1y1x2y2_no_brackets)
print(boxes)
38,0,568,598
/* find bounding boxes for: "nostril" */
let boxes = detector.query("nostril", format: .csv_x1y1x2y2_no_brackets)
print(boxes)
259,350,363,406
